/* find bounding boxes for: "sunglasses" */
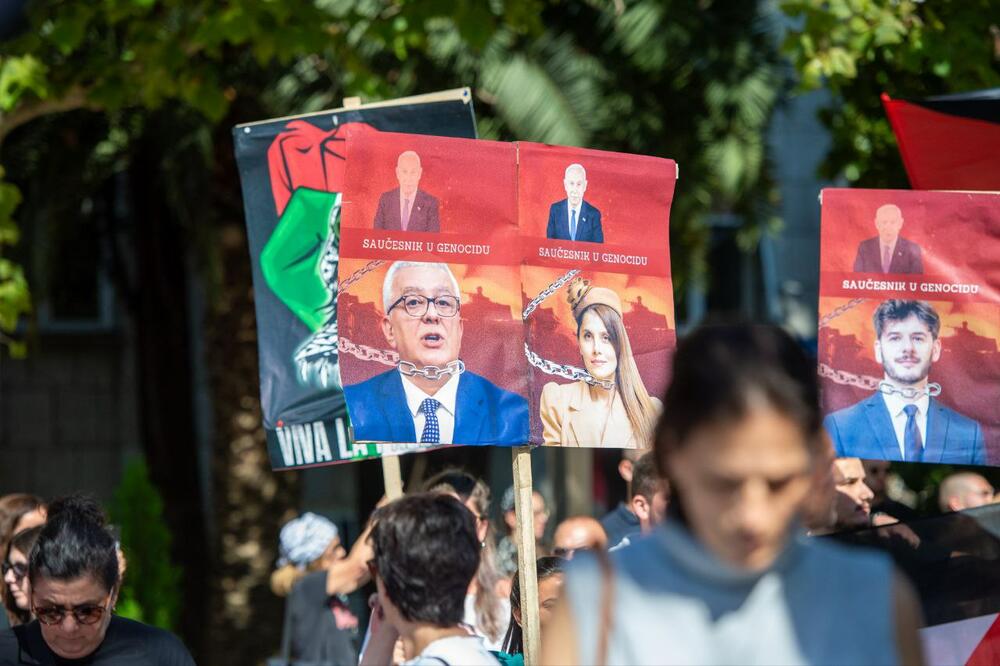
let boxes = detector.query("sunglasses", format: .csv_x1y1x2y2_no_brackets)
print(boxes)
32,596,112,626
2,561,27,580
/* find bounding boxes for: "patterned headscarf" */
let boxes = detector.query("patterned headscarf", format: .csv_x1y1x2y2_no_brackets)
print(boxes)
277,512,339,568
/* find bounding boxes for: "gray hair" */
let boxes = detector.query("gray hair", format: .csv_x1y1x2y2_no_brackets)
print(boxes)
397,150,421,167
564,163,586,180
382,261,461,312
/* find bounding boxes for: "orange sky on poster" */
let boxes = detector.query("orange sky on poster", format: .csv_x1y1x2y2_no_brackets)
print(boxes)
820,297,1000,346
523,269,676,331
338,258,522,319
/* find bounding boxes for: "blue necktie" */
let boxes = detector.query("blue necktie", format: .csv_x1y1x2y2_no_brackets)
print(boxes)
570,209,578,241
420,398,440,444
903,404,922,462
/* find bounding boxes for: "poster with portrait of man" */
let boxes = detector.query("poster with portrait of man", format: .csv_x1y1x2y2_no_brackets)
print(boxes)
338,132,676,448
818,188,1000,467
233,90,477,470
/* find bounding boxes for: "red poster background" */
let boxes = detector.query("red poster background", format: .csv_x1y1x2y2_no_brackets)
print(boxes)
337,258,527,398
820,189,1000,300
341,129,516,242
523,267,675,446
819,188,1000,467
518,143,675,276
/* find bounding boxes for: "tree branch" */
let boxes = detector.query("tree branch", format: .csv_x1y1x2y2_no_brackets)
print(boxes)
0,86,95,145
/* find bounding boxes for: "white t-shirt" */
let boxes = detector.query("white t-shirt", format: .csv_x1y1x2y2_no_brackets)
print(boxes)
402,635,500,666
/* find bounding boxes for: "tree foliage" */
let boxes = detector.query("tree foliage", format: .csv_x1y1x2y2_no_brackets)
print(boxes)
782,0,1000,186
109,458,183,631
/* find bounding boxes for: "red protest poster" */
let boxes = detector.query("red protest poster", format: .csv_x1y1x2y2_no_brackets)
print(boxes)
818,188,1000,466
519,144,675,449
337,131,676,448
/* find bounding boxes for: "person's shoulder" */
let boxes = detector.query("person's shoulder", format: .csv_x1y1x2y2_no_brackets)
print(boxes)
549,198,567,210
379,187,399,199
290,568,329,604
933,399,982,430
464,371,526,406
899,236,922,250
0,626,23,659
345,369,397,394
411,636,500,666
798,535,893,582
827,393,880,421
541,380,576,405
857,236,878,248
111,617,194,664
583,199,601,215
417,188,438,203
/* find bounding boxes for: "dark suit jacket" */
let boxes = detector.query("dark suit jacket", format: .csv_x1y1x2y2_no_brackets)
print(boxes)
344,369,529,445
373,188,440,232
824,393,986,465
546,199,603,243
852,236,923,274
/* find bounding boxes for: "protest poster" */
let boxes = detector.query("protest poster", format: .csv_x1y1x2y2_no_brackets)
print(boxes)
818,188,1000,467
337,130,676,448
232,89,477,470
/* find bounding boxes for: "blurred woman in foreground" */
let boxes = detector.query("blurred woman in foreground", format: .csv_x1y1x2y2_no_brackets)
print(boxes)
542,324,924,665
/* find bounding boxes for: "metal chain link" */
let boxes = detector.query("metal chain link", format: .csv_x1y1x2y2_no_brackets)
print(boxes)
338,259,385,293
818,298,867,328
338,337,399,366
525,345,614,390
817,363,881,391
522,269,581,318
522,269,615,389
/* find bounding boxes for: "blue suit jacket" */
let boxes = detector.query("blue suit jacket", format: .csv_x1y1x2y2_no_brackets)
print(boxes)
824,393,986,465
546,199,603,243
344,369,529,445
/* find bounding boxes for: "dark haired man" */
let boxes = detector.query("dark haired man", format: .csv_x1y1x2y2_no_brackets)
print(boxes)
610,452,669,550
361,493,499,666
824,299,985,464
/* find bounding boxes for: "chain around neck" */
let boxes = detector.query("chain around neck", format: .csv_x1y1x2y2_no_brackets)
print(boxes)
398,359,466,381
878,381,942,400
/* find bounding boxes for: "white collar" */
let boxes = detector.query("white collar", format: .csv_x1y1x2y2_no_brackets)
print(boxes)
881,387,930,417
399,369,460,417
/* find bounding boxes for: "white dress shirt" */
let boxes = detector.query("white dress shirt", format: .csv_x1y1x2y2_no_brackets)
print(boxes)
882,390,929,459
399,370,459,443
567,203,581,239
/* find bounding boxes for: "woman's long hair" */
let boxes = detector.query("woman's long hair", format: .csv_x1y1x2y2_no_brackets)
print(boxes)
501,556,565,655
424,470,505,643
577,303,658,444
0,494,45,628
3,525,43,626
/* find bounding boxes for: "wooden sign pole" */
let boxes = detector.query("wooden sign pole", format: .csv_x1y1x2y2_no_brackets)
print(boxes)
381,455,404,500
512,446,541,666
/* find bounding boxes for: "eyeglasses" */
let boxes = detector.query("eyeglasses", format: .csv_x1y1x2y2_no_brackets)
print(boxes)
2,561,27,580
32,597,112,626
387,294,460,318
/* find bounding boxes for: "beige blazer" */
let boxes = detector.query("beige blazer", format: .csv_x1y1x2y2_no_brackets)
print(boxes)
539,380,661,448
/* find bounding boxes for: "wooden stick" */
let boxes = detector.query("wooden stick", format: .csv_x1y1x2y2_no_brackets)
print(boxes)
512,446,541,666
381,455,404,500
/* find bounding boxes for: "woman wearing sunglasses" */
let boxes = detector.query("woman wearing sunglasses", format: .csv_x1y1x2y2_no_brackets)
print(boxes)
0,495,195,665
3,525,42,627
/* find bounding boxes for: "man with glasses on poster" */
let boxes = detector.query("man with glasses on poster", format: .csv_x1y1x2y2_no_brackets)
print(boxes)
824,299,986,465
344,261,528,445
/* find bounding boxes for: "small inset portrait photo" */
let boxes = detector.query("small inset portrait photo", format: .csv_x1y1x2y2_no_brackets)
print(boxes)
372,150,440,233
852,204,924,275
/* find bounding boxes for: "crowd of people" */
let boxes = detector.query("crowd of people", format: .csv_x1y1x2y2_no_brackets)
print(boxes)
5,323,999,665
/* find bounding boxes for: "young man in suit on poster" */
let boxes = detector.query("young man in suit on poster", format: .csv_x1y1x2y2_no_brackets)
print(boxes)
344,261,528,445
824,299,986,465
852,204,923,274
373,151,441,232
546,163,604,243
